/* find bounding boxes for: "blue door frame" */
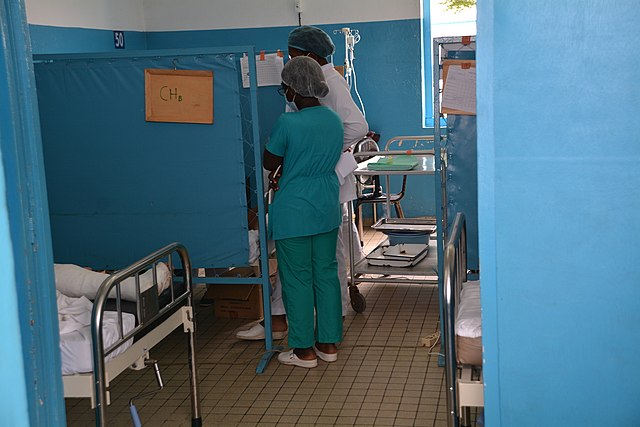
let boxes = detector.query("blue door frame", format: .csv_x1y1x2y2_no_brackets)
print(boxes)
0,0,65,425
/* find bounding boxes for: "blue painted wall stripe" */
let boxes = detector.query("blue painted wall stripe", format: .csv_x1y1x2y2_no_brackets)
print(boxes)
30,24,147,54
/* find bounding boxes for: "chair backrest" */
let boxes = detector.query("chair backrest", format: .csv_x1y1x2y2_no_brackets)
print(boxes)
353,136,379,161
353,136,381,196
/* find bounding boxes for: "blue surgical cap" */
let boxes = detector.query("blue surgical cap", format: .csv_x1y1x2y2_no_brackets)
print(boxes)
288,25,335,58
281,56,329,98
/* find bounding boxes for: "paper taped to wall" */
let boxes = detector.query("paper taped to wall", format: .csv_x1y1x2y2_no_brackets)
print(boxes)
442,65,476,115
241,53,284,88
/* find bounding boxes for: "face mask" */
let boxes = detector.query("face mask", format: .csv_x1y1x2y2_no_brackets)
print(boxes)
286,100,298,112
285,90,298,112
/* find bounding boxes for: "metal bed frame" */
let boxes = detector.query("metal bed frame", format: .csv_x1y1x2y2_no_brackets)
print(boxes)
62,242,201,427
443,213,483,427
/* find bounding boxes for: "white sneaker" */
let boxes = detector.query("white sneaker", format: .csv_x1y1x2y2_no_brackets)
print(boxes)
235,322,287,340
277,350,318,368
313,346,338,362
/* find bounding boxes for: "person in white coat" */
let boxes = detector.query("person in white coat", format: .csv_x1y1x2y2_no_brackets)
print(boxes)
237,25,368,341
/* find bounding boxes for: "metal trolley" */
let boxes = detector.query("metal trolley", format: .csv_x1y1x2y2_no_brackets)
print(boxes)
347,136,438,313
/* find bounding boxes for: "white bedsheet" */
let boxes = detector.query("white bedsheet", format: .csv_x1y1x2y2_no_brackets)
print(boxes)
54,262,171,302
455,280,482,338
248,228,275,266
58,291,135,375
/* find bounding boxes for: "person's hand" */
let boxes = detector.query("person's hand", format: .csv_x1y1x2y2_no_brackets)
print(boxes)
268,167,282,191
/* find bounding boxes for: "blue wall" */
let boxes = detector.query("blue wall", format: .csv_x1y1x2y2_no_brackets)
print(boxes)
30,24,146,54
0,108,29,427
477,1,640,425
30,20,436,218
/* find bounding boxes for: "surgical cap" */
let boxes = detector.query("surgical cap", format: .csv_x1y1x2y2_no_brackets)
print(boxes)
288,25,335,58
281,56,329,98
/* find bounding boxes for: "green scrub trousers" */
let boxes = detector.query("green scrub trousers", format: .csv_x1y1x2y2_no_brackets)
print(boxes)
275,228,343,349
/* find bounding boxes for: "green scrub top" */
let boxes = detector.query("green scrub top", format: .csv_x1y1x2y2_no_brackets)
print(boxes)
266,106,343,240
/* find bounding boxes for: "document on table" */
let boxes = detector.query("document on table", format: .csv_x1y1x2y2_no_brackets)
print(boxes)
241,53,284,88
442,65,476,114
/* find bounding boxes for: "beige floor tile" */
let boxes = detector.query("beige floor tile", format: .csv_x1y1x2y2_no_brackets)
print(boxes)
278,414,301,424
355,416,378,425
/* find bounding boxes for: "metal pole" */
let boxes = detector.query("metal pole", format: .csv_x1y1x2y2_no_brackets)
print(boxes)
177,245,202,427
348,201,356,286
443,244,458,427
443,213,466,427
91,280,110,426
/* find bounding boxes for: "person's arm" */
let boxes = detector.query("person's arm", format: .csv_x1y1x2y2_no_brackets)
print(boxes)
323,69,369,149
263,149,283,191
264,115,287,190
263,149,283,172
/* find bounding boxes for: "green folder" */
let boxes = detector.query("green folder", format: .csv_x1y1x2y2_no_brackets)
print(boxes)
367,155,419,171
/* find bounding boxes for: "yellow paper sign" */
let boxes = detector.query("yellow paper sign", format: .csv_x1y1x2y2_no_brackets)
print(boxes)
145,69,213,124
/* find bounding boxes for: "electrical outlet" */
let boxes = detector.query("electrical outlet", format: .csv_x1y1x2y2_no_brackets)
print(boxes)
294,0,303,13
421,331,440,348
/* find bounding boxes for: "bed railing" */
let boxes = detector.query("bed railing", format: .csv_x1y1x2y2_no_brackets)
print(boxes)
443,213,467,427
91,242,201,427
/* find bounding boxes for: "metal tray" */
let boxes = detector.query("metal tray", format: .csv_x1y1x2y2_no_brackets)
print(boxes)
366,243,429,267
371,218,437,233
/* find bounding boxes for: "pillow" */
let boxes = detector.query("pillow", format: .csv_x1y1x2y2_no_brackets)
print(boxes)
455,280,482,338
54,262,171,302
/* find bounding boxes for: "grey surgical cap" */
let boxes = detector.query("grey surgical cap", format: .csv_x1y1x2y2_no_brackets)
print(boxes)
281,56,329,98
288,25,335,58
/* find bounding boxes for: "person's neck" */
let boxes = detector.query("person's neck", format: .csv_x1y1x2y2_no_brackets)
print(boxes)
296,97,321,110
307,52,328,66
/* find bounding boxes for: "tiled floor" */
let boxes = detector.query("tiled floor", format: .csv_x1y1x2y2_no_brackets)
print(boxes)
65,229,463,426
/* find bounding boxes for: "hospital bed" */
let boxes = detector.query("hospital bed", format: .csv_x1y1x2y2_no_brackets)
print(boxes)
443,213,484,427
59,242,202,427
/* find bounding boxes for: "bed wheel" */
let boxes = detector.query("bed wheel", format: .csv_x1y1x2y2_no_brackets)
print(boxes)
191,417,202,427
350,286,366,313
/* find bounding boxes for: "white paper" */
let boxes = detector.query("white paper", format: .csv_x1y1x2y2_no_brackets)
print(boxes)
335,151,358,185
241,53,284,88
442,65,476,114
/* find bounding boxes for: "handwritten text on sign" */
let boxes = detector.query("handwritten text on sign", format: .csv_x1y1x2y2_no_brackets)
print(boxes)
145,69,213,124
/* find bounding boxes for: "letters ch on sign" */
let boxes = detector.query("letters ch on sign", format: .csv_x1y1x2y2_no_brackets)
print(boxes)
145,69,213,124
160,86,182,102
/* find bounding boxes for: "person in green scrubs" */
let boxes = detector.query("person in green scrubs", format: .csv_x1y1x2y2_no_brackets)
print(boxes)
264,56,344,368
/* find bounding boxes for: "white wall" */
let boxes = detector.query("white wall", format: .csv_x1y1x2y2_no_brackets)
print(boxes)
142,0,419,31
25,0,419,32
25,0,145,30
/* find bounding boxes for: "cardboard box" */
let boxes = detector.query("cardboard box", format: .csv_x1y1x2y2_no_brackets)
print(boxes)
252,258,278,278
209,284,263,319
203,267,264,319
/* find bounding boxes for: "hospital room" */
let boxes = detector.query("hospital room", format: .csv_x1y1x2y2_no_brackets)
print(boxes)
1,0,639,426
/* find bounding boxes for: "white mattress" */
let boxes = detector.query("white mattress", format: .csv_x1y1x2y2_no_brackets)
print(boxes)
455,280,482,338
60,310,135,376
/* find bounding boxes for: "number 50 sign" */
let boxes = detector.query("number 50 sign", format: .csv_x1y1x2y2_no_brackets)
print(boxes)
113,31,125,49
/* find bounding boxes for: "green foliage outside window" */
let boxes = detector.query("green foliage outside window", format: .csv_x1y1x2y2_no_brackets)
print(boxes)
440,0,476,12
